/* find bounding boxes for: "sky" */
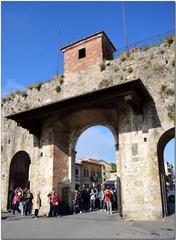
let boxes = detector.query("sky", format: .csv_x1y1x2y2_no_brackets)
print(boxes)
76,126,116,163
1,1,175,164
76,126,174,164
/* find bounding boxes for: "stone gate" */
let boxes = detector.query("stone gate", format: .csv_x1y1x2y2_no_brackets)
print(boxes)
1,32,175,220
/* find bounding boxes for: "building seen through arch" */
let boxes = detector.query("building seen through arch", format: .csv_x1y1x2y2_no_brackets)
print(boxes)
74,125,117,190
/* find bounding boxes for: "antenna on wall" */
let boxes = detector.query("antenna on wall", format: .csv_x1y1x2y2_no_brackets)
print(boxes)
56,30,61,78
122,2,128,51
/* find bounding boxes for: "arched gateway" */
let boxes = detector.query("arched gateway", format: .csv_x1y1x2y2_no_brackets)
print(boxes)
2,32,174,220
9,151,31,189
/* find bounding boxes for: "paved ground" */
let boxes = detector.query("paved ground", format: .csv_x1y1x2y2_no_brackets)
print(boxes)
1,210,175,239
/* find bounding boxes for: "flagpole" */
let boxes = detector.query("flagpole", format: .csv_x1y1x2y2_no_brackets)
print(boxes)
122,2,128,51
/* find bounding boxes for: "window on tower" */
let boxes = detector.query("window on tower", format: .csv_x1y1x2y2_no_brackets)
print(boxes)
78,48,86,59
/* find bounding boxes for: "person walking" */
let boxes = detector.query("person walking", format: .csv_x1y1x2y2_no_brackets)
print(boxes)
33,191,41,219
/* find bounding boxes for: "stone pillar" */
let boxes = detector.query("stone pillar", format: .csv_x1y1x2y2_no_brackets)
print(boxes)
53,125,72,214
31,125,54,215
118,104,163,220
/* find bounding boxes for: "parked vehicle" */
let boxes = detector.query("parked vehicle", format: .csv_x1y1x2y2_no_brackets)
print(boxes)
167,189,175,202
103,180,116,189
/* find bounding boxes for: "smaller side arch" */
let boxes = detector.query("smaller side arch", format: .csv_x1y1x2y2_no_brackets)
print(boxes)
157,127,175,217
9,151,31,189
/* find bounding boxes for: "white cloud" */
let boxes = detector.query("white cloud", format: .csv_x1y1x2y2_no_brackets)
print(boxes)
2,78,26,97
76,126,116,163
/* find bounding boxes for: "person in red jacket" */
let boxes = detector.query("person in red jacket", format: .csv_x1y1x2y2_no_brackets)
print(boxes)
12,193,21,214
104,189,113,215
50,191,59,217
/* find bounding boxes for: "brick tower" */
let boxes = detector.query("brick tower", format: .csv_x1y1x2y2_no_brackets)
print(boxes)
60,31,116,75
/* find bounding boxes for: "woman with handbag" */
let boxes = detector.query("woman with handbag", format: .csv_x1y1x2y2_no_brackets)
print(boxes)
33,191,41,219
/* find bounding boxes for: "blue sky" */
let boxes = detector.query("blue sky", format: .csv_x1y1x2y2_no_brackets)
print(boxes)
76,126,116,163
76,126,174,164
2,1,174,96
2,1,175,164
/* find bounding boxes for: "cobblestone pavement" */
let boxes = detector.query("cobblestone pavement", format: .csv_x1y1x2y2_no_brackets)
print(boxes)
1,210,175,239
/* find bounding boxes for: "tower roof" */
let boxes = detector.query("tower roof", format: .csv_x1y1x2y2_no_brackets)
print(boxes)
60,31,116,52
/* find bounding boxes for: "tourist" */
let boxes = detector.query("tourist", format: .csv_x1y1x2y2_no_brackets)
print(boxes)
89,189,96,211
98,188,105,211
95,188,99,209
80,187,87,213
104,189,113,214
47,192,52,217
33,191,41,219
18,188,24,215
85,188,90,211
8,187,14,211
50,191,59,217
12,192,21,214
73,190,80,214
24,189,33,216
112,188,117,211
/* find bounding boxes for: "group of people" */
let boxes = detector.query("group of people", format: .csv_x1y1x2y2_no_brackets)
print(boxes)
8,186,117,218
73,187,117,215
8,187,41,219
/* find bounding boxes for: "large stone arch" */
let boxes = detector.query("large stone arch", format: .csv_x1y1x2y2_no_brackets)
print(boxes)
52,108,119,213
157,127,175,217
69,121,119,188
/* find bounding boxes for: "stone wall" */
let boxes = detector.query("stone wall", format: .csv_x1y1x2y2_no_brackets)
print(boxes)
2,40,174,123
1,39,174,219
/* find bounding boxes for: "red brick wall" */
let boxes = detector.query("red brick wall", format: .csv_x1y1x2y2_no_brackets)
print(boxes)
102,36,114,60
63,35,103,74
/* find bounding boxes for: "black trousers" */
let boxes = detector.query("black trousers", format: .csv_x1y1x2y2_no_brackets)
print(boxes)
50,205,58,217
34,209,39,217
13,203,20,214
25,200,32,216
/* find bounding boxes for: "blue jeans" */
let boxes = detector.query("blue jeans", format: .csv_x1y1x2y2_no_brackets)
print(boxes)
99,199,104,209
19,202,24,214
90,199,95,210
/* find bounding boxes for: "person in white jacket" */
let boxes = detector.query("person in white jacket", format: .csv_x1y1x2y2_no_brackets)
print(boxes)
89,189,96,211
